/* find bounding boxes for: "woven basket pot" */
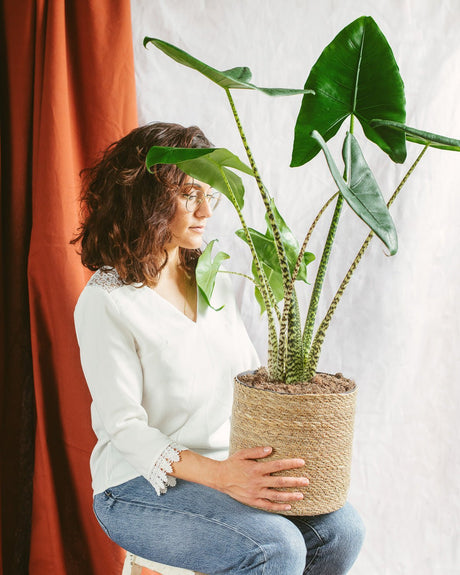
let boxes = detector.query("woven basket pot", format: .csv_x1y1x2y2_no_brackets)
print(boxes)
229,372,357,516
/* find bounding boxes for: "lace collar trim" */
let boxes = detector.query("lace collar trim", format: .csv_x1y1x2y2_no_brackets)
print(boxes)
87,267,124,293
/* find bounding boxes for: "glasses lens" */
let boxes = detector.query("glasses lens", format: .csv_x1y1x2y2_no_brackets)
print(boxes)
185,196,196,212
185,191,221,212
209,192,221,210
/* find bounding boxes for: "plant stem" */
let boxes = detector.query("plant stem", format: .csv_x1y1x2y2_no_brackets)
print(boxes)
219,270,258,284
220,167,279,373
225,88,304,378
219,269,282,322
304,145,429,380
225,89,292,292
387,145,429,208
277,192,339,375
302,194,344,358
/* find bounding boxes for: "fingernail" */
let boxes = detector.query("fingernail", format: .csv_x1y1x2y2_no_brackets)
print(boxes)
263,447,271,453
284,505,292,510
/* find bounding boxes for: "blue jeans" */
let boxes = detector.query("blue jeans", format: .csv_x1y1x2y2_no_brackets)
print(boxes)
93,476,364,574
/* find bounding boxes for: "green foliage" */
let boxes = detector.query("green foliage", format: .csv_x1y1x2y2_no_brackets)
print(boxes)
291,16,406,166
146,146,252,209
145,16,459,383
370,120,460,151
235,222,315,313
144,37,313,96
312,130,398,255
195,240,229,310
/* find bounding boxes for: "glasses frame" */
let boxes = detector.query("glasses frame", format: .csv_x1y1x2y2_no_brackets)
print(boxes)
181,190,221,213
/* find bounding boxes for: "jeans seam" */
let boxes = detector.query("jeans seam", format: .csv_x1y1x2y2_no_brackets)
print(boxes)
291,517,325,574
110,495,268,571
93,497,112,538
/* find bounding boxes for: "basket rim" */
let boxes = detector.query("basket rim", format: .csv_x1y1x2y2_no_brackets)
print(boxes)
235,370,357,397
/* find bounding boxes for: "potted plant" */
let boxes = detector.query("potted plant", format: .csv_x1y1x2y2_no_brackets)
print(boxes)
143,16,460,515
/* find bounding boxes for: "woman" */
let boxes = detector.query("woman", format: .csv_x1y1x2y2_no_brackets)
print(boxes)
73,122,364,574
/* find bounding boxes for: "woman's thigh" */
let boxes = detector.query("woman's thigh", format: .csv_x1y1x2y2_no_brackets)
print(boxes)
93,476,306,575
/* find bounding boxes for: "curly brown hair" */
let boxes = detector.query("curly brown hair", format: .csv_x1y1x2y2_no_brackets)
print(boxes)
71,122,213,285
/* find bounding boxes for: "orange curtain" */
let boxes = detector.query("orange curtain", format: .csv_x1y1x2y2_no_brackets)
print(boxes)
1,1,138,573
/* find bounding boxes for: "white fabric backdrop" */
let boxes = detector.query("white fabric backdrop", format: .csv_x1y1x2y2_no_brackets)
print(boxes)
130,1,460,573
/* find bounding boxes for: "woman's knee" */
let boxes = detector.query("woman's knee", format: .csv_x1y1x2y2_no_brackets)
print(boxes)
302,502,365,573
261,516,307,574
328,502,366,556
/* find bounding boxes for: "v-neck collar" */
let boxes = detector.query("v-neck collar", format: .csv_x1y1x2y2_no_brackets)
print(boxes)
148,283,200,325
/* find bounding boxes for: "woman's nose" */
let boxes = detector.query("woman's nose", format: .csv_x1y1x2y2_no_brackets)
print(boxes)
195,198,213,218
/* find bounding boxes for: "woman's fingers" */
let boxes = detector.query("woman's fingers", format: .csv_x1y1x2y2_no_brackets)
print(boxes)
232,446,307,474
220,446,310,509
253,499,297,512
232,445,274,460
267,474,309,488
259,456,307,474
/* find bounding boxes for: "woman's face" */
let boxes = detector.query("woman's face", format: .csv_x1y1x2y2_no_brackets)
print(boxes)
167,177,215,251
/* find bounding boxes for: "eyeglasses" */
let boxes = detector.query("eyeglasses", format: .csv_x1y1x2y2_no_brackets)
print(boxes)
181,190,221,213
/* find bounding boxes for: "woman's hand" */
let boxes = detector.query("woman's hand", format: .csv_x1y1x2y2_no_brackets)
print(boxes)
212,446,309,512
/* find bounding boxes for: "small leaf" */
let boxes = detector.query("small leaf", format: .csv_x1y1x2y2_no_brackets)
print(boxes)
312,130,398,255
236,221,314,312
370,119,460,152
196,240,229,310
144,37,313,96
264,199,315,278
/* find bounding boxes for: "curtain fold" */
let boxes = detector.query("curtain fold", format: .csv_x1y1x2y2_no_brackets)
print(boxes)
0,3,36,573
1,1,138,573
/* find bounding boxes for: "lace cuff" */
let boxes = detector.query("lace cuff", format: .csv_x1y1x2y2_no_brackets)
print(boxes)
147,442,186,496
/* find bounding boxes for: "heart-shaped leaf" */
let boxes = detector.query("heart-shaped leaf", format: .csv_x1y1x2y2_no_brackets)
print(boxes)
370,120,460,151
292,16,406,166
195,240,230,310
312,130,398,255
144,37,313,96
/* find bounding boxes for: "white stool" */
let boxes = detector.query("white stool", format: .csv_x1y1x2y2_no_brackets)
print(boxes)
122,551,206,575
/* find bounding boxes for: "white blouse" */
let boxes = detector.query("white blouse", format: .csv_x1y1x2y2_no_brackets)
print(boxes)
74,267,259,496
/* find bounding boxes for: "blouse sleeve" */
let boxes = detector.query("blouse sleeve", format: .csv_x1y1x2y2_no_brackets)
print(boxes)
74,284,186,495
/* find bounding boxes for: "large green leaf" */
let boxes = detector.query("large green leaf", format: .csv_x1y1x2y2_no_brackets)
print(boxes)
195,240,230,310
146,146,252,209
312,130,398,255
370,119,460,151
144,37,313,97
291,16,406,166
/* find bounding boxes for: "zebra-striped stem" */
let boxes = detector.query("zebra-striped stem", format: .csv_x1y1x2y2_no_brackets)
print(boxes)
284,292,305,382
277,192,339,369
218,270,281,322
302,195,344,360
220,168,280,374
225,89,293,295
304,144,429,379
303,231,373,381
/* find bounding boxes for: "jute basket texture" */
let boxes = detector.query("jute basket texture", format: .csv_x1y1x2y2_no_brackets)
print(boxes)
229,373,357,516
